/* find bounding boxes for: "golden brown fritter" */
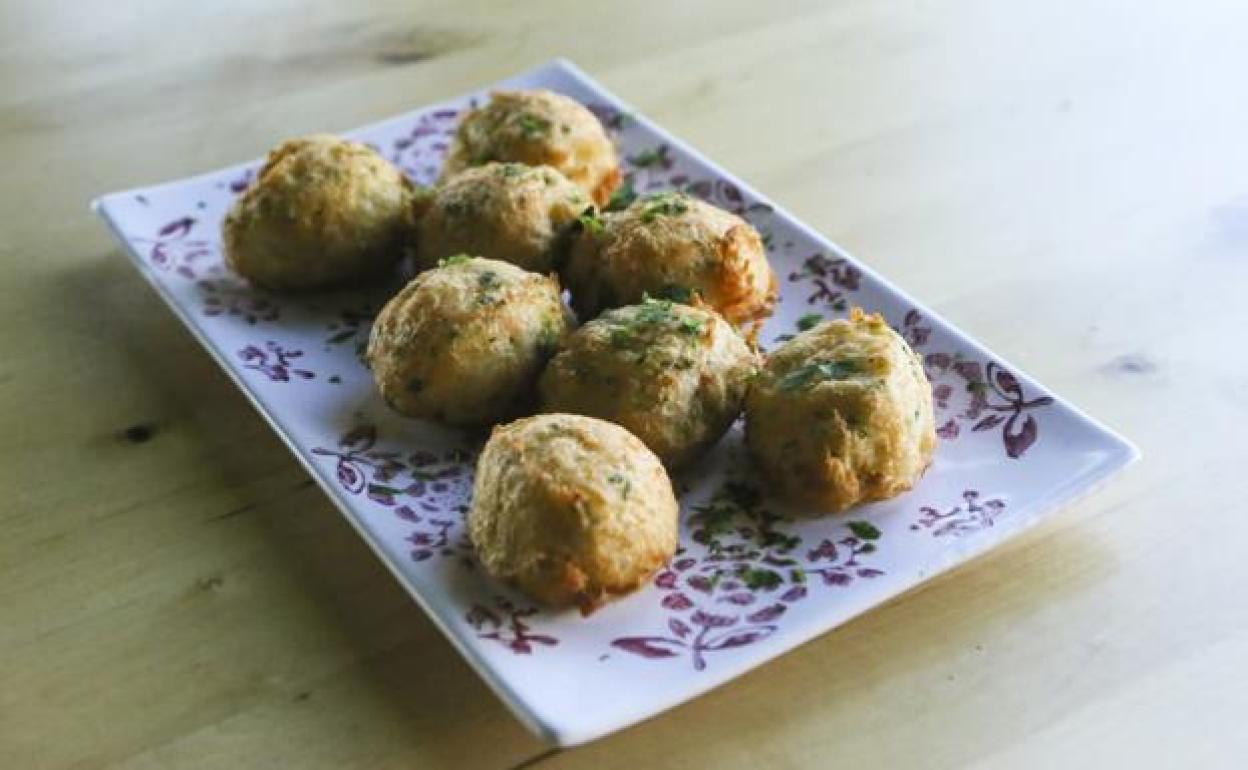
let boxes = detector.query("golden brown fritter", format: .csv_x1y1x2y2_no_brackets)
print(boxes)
562,192,777,325
366,256,570,427
469,413,679,613
441,90,620,206
416,163,590,273
223,134,416,291
745,308,936,511
539,299,758,468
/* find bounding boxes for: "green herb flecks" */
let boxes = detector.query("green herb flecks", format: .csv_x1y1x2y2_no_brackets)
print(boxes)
737,566,784,591
627,145,671,169
778,359,863,391
607,472,632,499
605,180,638,212
609,327,634,348
537,318,562,357
847,521,881,541
478,271,501,291
639,192,689,223
797,313,823,332
517,113,550,138
635,296,675,325
653,284,695,303
678,317,703,336
438,254,472,268
576,207,605,235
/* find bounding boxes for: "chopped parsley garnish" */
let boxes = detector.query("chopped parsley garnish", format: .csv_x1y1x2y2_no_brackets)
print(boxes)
639,193,689,222
537,318,562,356
497,163,525,177
604,111,634,131
796,313,823,332
778,360,863,390
653,284,695,303
635,296,675,324
609,328,633,348
517,113,550,138
607,472,631,499
847,521,882,541
605,180,638,212
628,145,671,168
737,566,783,591
576,207,604,235
477,271,501,291
604,297,705,350
438,254,472,268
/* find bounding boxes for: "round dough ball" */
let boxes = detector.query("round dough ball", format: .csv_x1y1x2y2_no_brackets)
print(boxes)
563,192,777,325
366,256,570,427
441,90,620,206
469,413,679,613
745,308,936,511
223,134,416,291
416,163,591,273
539,299,758,468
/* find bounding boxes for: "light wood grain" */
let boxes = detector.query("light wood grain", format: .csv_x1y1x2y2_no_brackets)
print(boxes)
3,1,1247,767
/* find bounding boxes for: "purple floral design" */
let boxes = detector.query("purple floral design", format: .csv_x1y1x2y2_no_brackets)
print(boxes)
225,167,256,194
911,490,1007,537
199,276,279,324
586,102,634,133
788,253,862,311
324,303,377,364
389,108,461,184
612,608,777,672
612,480,885,670
924,351,1055,458
134,217,215,279
900,310,1053,458
310,425,475,564
467,596,558,655
238,341,313,382
900,309,932,348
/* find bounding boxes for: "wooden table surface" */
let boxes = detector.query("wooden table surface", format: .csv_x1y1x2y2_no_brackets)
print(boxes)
4,1,1247,767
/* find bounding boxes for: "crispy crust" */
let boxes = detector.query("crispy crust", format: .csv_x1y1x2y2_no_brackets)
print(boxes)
538,301,759,468
222,134,416,291
745,308,937,512
562,193,776,325
416,163,590,273
366,257,570,427
440,90,620,208
469,414,679,614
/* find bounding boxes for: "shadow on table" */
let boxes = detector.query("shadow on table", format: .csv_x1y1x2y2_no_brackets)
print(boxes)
70,252,547,769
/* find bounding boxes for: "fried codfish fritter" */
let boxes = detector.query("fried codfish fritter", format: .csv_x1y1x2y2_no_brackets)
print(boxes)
539,298,758,468
469,413,679,613
223,134,416,291
745,308,936,511
563,192,776,325
416,162,590,273
366,256,570,427
441,89,620,206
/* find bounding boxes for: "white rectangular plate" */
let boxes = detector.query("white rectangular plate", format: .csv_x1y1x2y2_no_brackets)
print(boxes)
94,59,1138,746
